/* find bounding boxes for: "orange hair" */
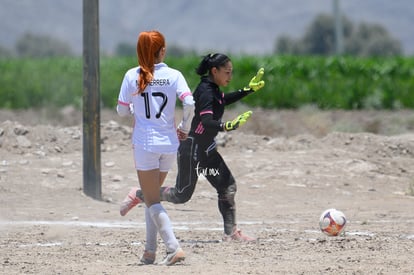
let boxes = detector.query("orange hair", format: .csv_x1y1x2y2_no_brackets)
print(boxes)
136,30,166,94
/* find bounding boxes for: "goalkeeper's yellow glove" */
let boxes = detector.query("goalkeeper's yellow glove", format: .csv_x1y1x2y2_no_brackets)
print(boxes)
244,68,265,92
223,110,253,131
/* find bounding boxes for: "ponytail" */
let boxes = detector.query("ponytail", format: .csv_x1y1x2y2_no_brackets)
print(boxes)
136,31,165,93
195,53,230,76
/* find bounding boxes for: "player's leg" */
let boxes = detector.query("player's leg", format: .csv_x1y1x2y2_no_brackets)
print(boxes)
139,152,185,265
202,150,236,235
136,161,163,264
140,160,172,264
204,150,255,241
138,169,183,265
120,144,170,216
148,202,185,265
160,136,199,203
140,206,157,265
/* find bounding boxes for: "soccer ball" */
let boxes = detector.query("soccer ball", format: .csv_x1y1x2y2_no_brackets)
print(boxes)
319,208,347,236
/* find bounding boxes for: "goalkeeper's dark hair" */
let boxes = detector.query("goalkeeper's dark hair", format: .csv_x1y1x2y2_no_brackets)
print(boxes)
195,53,231,76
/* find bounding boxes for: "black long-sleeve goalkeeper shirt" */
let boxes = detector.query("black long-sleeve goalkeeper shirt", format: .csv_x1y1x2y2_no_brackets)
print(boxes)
189,76,253,151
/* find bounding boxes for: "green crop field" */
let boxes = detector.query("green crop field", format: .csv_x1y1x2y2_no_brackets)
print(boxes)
1,55,413,110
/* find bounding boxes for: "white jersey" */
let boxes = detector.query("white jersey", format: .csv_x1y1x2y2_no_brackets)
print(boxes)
117,63,193,153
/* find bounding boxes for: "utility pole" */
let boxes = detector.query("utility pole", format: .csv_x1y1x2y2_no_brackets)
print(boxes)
333,0,344,55
82,0,101,200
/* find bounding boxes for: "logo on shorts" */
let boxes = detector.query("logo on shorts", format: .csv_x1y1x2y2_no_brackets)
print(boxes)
195,162,219,177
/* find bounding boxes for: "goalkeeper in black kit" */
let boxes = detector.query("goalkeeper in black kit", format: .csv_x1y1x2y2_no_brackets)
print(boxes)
121,53,265,241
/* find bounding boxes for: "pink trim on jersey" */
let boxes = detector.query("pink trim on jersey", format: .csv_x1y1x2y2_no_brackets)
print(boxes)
195,121,204,134
200,110,213,116
118,100,129,106
179,92,192,101
219,92,224,104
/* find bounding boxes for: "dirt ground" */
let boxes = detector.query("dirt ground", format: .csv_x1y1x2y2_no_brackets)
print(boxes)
1,107,414,274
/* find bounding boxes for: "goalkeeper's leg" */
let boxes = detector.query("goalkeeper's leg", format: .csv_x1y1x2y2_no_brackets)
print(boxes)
205,150,255,241
204,150,236,235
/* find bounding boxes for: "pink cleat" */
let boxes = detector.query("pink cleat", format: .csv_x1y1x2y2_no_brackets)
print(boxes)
222,227,256,242
119,187,142,216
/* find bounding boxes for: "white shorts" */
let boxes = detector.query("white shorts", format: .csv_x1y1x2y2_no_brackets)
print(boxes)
132,145,175,172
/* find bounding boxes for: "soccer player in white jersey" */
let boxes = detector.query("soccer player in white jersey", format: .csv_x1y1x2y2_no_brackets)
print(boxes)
117,30,194,265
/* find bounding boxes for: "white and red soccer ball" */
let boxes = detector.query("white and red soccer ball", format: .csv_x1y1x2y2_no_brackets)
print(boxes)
319,208,347,236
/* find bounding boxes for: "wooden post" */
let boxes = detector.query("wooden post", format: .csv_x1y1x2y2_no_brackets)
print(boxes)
82,0,101,199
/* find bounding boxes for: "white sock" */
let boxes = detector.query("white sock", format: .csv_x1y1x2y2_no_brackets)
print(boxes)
144,206,157,253
149,203,179,253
